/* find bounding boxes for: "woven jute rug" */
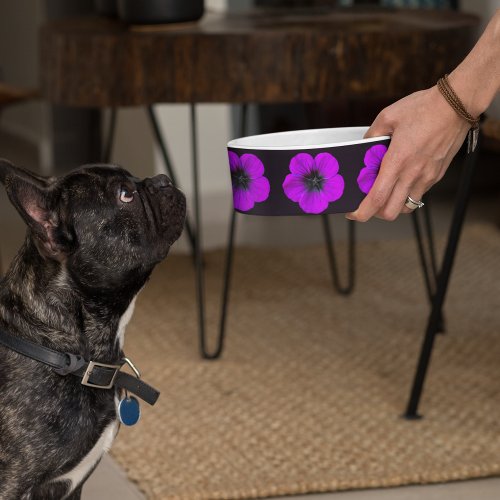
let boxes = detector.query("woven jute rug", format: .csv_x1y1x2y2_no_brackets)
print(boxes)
111,223,500,500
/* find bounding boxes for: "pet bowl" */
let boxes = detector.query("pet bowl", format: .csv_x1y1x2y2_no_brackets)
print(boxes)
227,127,390,216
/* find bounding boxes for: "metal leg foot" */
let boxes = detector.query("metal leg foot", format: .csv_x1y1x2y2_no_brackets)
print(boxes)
321,215,356,295
404,149,478,419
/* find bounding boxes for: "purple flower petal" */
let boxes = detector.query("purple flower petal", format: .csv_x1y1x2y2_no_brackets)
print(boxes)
249,176,270,203
357,144,388,194
289,153,315,176
228,151,240,173
229,152,270,211
240,154,264,179
364,144,388,169
322,174,345,202
314,153,339,179
282,174,306,202
233,188,255,212
357,166,379,194
233,187,255,212
299,190,329,214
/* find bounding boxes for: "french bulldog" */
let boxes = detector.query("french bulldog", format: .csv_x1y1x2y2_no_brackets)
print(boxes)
0,159,186,499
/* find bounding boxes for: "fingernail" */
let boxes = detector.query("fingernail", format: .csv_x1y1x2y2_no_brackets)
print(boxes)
345,213,356,220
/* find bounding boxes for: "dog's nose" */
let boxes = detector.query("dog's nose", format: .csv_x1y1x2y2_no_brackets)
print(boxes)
153,174,173,188
144,175,173,194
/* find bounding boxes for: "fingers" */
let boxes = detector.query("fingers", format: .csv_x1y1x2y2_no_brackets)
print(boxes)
346,149,438,221
347,157,434,221
348,87,464,223
380,178,427,219
345,109,397,222
346,148,399,222
379,179,414,220
401,177,429,215
364,109,394,139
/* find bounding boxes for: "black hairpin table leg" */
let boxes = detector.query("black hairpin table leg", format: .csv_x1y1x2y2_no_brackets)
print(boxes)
193,104,247,359
321,215,356,295
198,208,238,359
404,148,478,419
411,202,445,333
423,201,440,283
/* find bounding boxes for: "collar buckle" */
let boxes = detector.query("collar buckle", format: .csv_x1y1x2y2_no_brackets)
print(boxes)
81,360,121,389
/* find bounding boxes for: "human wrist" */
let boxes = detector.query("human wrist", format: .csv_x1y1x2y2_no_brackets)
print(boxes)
437,75,480,132
447,11,500,117
430,84,470,134
448,61,495,118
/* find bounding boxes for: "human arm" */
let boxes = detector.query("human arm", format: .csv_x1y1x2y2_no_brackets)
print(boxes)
346,9,500,222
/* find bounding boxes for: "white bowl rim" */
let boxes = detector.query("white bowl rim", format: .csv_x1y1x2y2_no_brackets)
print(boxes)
227,126,390,150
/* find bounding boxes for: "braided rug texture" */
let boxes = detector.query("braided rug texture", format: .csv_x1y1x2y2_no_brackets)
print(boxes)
111,223,500,500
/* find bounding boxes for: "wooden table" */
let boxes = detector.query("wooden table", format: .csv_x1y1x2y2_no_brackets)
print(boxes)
40,8,479,418
41,9,478,105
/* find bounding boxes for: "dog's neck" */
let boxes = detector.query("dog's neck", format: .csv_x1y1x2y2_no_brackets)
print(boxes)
0,237,139,363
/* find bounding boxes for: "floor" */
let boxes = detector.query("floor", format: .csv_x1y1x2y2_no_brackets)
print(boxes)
1,130,499,499
86,456,500,500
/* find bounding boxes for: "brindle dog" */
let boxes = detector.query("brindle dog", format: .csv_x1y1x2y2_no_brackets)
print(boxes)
0,159,185,499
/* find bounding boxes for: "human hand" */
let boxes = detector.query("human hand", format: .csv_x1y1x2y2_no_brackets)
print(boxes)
346,85,470,222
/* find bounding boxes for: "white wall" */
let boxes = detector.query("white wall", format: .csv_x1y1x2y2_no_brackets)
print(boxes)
107,107,155,174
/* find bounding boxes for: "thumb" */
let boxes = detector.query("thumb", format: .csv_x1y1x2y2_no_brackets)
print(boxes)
364,110,393,139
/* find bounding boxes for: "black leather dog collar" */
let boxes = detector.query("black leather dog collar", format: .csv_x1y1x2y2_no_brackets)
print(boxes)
0,329,160,405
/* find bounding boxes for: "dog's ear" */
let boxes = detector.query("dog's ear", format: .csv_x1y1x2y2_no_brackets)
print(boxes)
0,159,70,261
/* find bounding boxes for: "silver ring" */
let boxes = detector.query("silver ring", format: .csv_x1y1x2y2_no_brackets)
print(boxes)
405,196,425,210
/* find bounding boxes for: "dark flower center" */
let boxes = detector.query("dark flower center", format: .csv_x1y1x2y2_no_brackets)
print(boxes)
231,168,250,190
304,169,324,192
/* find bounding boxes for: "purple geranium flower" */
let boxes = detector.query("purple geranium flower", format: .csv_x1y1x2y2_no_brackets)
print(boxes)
282,152,344,214
357,144,388,194
229,152,270,212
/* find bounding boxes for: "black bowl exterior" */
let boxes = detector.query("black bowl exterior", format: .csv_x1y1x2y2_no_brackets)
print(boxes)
228,137,390,216
117,0,204,24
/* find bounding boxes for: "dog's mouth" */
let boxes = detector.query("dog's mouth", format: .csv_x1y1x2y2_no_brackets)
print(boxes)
139,178,186,246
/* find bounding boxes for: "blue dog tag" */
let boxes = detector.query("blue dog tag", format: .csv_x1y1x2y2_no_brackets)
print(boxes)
118,396,141,426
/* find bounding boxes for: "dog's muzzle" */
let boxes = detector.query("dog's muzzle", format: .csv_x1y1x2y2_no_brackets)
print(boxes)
143,175,186,242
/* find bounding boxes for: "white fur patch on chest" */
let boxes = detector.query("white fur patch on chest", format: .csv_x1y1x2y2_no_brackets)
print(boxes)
117,296,137,349
54,420,119,497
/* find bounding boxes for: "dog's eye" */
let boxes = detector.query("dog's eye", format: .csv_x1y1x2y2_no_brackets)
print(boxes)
119,186,135,203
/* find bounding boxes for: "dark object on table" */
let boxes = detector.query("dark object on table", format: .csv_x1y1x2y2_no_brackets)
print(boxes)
94,0,118,17
117,0,204,24
256,0,338,5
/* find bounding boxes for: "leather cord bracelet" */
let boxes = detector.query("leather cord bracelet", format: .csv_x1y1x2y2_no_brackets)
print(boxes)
437,74,480,153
